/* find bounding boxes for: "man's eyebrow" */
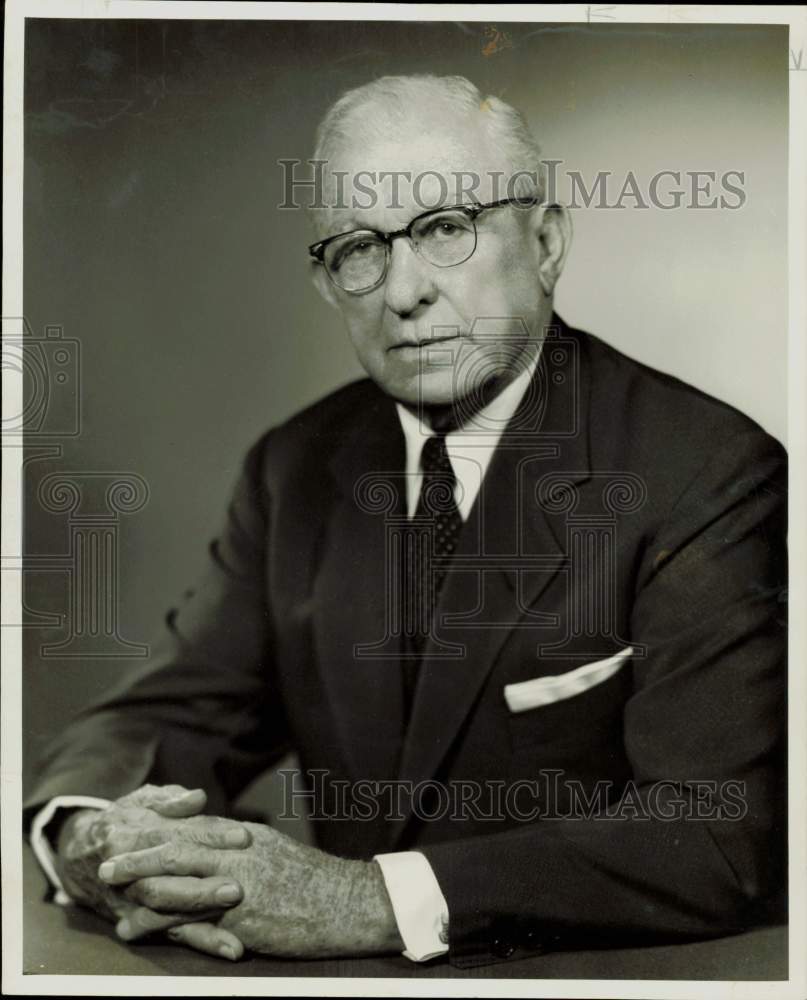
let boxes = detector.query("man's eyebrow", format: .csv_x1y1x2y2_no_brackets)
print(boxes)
323,217,368,238
321,204,462,241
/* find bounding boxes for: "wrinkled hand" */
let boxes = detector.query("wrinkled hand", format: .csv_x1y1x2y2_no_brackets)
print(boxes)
54,783,251,959
99,821,403,959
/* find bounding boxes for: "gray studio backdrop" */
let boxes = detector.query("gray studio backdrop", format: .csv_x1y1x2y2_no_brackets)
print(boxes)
22,20,787,822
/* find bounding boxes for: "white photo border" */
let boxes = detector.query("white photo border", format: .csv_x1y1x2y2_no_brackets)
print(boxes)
2,3,805,997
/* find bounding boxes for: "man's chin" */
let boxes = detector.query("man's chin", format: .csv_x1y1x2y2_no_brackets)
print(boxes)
376,372,512,421
377,371,463,409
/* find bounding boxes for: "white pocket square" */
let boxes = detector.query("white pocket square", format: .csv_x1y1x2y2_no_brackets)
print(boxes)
504,647,634,714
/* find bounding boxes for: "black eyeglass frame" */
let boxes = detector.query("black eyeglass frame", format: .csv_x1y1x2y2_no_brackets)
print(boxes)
308,196,539,294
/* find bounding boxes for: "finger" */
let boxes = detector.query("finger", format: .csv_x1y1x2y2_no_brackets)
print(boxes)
124,875,243,913
149,789,208,819
121,784,208,818
99,842,219,884
120,783,193,806
103,821,184,858
101,825,152,857
167,922,244,962
99,821,185,859
115,905,220,942
182,817,251,850
101,818,249,863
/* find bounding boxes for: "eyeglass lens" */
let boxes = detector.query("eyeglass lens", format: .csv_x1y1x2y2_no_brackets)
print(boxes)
323,207,478,292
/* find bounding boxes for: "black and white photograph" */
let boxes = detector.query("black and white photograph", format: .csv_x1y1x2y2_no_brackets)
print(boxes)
2,3,805,996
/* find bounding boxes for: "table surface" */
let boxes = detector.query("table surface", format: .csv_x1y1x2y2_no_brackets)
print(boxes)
21,846,787,981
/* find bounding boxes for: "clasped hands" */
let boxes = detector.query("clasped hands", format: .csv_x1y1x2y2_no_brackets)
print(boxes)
54,783,401,961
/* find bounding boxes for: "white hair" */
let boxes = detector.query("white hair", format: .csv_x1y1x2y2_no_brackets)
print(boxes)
313,74,546,203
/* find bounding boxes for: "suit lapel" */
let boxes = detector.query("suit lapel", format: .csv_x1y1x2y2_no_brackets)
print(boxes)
391,323,592,838
312,391,409,784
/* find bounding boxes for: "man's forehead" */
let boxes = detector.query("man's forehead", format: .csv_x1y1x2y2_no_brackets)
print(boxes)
318,125,515,233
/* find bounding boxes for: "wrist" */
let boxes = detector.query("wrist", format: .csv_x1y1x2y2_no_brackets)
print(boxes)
363,860,405,953
54,808,114,913
333,859,404,956
56,807,99,859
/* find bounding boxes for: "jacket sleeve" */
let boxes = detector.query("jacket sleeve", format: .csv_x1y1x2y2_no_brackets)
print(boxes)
24,433,291,822
420,427,787,968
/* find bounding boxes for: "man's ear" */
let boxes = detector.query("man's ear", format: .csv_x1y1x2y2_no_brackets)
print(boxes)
311,261,340,309
536,204,572,296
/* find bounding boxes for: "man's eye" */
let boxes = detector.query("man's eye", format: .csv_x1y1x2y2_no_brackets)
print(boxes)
331,238,381,269
338,241,369,262
420,215,471,240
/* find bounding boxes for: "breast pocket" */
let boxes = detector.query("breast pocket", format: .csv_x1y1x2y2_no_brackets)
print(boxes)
505,647,633,751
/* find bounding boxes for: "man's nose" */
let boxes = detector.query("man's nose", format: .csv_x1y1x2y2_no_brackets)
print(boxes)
383,239,438,317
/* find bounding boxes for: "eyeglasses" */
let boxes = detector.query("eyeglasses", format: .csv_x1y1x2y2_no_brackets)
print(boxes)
308,197,538,294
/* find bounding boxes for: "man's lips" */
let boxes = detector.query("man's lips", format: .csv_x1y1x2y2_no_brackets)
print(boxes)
388,334,463,352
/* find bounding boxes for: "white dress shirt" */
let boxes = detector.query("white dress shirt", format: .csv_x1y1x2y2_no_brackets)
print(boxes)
31,351,540,963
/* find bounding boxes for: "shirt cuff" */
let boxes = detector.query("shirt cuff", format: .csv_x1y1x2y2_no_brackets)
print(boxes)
30,795,111,905
373,850,449,962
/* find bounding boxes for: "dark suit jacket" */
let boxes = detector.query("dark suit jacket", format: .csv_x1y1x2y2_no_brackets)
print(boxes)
27,317,787,968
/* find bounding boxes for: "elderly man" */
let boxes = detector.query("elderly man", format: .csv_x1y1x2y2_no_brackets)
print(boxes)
27,75,786,969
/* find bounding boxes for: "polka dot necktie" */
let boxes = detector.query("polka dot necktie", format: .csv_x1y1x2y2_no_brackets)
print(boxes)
402,431,463,715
